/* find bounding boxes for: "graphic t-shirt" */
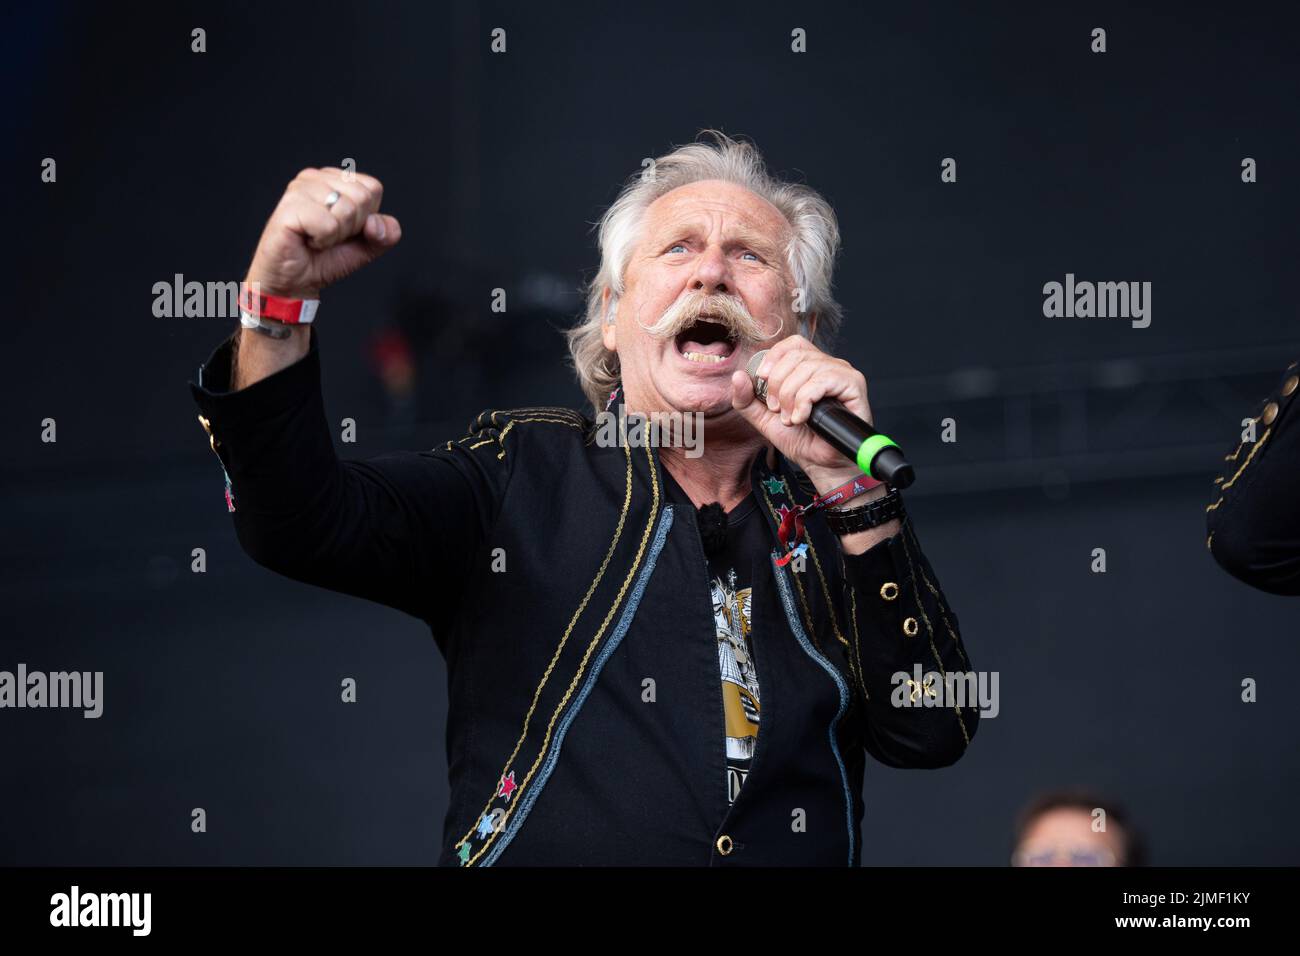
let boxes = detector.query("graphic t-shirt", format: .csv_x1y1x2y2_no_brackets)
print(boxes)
665,474,767,806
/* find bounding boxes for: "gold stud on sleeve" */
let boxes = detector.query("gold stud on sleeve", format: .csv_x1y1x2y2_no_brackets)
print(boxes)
903,617,919,637
880,582,900,601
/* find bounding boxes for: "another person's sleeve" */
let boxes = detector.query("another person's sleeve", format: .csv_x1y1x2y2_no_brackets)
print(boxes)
188,329,513,626
1207,360,1300,596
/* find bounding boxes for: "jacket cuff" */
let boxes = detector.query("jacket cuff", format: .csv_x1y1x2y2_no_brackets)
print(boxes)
838,516,959,653
839,526,908,597
189,327,321,428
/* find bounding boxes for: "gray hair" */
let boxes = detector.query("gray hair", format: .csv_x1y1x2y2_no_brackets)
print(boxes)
566,131,843,411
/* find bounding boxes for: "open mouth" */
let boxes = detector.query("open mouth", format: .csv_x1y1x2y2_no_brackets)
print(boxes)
673,316,738,366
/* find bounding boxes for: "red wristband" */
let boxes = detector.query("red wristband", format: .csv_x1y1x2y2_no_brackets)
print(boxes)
238,282,319,325
806,473,883,510
773,472,885,565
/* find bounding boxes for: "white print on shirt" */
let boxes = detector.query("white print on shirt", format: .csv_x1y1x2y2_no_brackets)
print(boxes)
712,568,759,804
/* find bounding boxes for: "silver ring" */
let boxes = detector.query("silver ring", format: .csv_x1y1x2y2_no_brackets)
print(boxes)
324,190,341,209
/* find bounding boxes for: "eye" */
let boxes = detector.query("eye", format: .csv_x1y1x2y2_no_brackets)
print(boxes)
741,250,761,262
666,242,688,254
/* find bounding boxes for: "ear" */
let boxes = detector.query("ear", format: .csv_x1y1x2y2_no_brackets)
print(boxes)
804,311,819,341
601,289,618,351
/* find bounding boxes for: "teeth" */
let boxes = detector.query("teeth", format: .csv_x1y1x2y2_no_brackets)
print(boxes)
683,351,727,364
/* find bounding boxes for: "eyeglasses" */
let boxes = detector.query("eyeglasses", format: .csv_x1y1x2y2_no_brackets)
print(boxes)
1011,846,1117,867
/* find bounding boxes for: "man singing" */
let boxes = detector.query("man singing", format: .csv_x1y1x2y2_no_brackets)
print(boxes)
190,132,979,866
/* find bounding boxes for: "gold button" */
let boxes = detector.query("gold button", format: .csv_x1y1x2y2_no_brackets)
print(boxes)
880,582,899,601
1262,401,1279,425
715,834,734,856
1283,375,1298,397
903,617,919,637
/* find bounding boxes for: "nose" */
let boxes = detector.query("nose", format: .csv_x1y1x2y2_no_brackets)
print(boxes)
688,244,731,297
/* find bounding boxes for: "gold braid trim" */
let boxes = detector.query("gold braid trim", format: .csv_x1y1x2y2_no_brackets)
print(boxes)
453,436,634,860
898,520,971,747
493,416,587,460
1207,429,1272,512
464,438,661,865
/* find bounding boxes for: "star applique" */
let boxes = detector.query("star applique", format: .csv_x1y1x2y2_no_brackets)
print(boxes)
457,842,471,865
763,476,787,495
497,771,518,800
476,813,496,839
776,539,810,568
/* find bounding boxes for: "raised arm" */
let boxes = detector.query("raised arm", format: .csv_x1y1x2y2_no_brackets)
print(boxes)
192,330,511,626
231,166,400,388
189,167,510,628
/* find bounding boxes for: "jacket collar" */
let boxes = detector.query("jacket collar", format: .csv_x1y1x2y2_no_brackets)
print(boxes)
602,380,809,522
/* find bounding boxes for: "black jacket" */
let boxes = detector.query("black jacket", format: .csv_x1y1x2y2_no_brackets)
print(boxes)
190,330,979,866
1207,359,1300,595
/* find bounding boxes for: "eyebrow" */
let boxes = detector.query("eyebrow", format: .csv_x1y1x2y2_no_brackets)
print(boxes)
647,220,786,258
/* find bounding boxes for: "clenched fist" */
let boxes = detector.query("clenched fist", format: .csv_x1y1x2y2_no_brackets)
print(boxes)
231,167,402,389
245,166,402,300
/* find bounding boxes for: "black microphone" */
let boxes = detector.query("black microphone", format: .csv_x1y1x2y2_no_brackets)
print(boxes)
746,349,915,488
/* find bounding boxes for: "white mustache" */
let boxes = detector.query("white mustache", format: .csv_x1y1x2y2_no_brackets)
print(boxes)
636,291,781,348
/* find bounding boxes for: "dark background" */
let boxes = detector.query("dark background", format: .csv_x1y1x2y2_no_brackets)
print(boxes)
2,0,1297,865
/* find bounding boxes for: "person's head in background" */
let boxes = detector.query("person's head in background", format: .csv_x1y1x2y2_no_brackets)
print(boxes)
1011,790,1146,867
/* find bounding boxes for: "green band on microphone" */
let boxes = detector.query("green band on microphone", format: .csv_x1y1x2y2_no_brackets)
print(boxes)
855,434,899,477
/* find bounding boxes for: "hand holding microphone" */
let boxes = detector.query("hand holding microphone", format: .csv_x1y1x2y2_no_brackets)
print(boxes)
731,336,914,489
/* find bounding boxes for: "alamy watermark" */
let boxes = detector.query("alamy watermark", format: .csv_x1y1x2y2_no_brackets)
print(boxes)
0,664,103,718
152,273,242,318
594,404,704,458
1042,273,1151,328
890,664,999,718
50,886,150,936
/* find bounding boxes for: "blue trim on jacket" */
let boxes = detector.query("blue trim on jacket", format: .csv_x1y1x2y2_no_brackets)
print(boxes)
482,505,677,865
769,550,856,866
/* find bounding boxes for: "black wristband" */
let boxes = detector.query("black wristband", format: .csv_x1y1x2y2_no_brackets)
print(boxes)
824,488,905,535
